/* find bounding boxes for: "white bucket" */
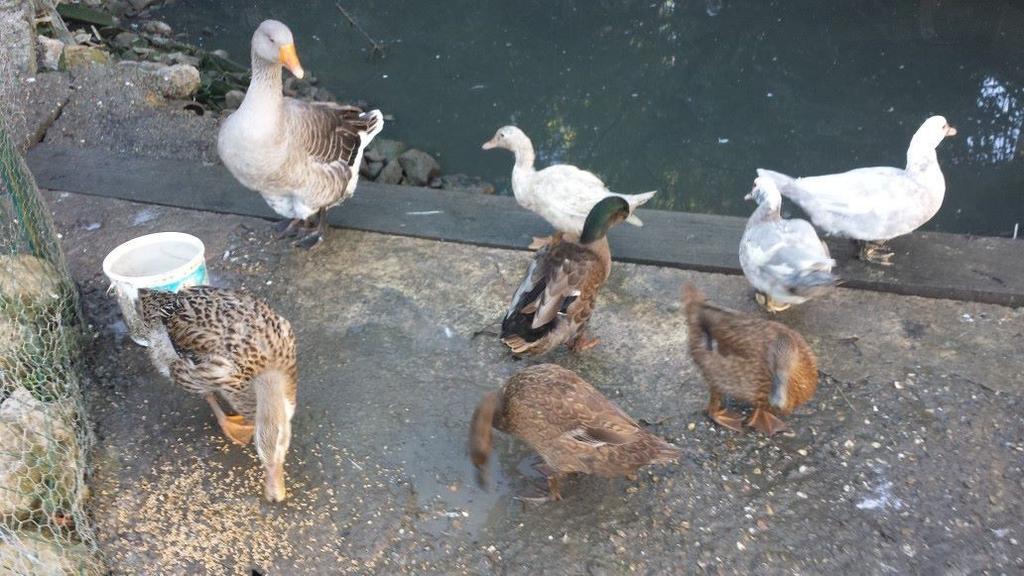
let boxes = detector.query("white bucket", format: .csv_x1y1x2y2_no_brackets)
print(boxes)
102,232,208,345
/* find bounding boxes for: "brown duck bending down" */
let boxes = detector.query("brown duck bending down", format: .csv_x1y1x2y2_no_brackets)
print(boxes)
500,196,630,355
681,284,817,435
134,286,297,502
469,364,679,502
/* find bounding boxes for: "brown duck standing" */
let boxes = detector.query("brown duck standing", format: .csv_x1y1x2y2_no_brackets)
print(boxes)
469,364,679,502
133,286,297,502
681,284,818,435
500,196,630,355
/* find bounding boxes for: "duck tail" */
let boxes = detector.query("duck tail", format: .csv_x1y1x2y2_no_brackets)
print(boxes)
644,435,682,465
756,168,796,194
680,283,706,321
789,267,840,298
469,391,501,486
359,109,385,141
622,190,656,227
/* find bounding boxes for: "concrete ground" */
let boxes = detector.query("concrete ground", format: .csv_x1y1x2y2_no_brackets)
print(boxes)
44,189,1023,575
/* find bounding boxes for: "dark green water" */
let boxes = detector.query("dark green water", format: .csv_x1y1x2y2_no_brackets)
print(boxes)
159,0,1024,236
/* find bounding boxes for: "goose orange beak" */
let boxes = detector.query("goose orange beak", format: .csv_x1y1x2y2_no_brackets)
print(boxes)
481,137,498,150
945,125,957,137
278,43,304,79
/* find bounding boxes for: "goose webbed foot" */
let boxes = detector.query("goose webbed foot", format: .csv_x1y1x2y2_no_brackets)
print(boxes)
293,208,327,250
857,240,894,266
274,218,303,239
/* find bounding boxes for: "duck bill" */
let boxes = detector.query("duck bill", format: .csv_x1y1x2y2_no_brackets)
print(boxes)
945,126,957,137
481,137,498,150
278,43,305,79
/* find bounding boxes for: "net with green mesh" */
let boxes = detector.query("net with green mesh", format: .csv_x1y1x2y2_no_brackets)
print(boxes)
0,126,101,575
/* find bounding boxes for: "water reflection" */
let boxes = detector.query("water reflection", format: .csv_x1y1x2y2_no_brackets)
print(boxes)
159,0,1023,235
965,76,1022,165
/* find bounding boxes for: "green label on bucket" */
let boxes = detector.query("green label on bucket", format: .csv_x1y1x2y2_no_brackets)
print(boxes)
151,263,209,293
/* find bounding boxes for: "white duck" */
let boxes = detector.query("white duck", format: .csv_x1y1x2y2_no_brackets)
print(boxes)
740,176,838,312
756,115,956,264
218,20,384,249
482,126,656,247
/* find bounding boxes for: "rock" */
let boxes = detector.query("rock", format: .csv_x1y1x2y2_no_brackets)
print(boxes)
397,149,441,187
0,0,37,75
211,48,230,60
0,255,63,313
165,51,200,67
0,387,77,521
148,35,170,48
368,139,407,163
36,36,63,71
376,159,404,185
224,89,245,110
129,0,162,13
59,45,110,71
150,64,200,99
441,174,496,195
142,20,172,36
360,159,383,179
0,534,97,575
364,146,385,163
428,176,443,189
111,31,141,49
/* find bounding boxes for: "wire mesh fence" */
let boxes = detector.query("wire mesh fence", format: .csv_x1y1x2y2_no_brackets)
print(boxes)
0,125,101,574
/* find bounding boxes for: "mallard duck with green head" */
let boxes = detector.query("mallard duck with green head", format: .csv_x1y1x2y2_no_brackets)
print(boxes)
500,196,630,355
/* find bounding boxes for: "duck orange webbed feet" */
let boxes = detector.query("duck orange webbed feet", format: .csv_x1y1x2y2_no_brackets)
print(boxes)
206,394,255,445
568,333,600,352
747,406,790,436
528,235,555,250
708,408,745,433
513,475,563,504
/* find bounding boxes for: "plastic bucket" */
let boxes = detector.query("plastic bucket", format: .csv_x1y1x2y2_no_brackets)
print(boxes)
102,232,208,345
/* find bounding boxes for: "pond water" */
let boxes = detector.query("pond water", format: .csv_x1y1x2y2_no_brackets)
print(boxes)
158,0,1024,236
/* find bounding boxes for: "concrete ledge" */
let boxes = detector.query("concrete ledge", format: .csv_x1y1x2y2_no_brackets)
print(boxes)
26,142,1024,307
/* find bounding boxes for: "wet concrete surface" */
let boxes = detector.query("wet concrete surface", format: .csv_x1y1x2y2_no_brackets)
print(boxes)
44,189,1023,574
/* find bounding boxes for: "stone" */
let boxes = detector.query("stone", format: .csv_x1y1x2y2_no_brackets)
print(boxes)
364,146,384,163
210,48,230,60
368,139,407,163
150,64,200,99
59,45,110,71
0,534,97,575
0,255,63,312
142,20,172,36
0,387,76,520
360,159,383,179
0,0,37,75
376,159,404,185
224,89,245,110
441,174,496,195
397,149,441,187
165,51,200,67
148,35,170,48
111,31,140,49
36,36,63,71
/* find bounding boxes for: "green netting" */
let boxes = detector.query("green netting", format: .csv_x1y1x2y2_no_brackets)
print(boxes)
0,126,101,575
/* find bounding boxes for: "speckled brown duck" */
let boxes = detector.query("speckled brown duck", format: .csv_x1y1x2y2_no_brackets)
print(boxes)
134,286,297,502
469,364,680,502
500,196,630,356
681,284,818,435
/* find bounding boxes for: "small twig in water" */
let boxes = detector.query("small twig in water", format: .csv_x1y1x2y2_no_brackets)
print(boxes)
335,2,386,60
